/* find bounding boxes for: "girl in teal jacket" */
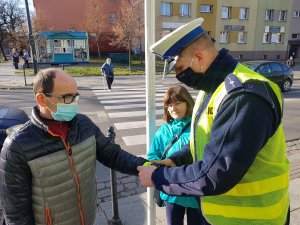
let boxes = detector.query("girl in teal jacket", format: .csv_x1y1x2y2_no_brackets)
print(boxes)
147,85,201,225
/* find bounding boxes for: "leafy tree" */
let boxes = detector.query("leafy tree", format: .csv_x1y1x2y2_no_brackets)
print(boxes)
82,0,105,59
110,0,144,70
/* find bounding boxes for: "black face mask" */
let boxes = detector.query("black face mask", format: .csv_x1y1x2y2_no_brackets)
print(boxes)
176,67,204,89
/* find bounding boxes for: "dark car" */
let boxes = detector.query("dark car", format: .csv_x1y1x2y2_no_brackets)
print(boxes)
0,106,29,149
243,61,294,92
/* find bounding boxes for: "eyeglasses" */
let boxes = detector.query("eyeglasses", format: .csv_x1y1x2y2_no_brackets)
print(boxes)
166,102,182,109
44,92,80,104
165,55,194,74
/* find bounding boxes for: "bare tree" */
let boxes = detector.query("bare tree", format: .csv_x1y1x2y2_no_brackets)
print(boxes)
0,0,26,60
110,0,144,70
82,0,105,59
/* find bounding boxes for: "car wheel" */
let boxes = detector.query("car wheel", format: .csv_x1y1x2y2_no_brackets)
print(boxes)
282,80,291,92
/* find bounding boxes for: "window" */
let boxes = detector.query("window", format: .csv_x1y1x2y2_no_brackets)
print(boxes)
279,10,287,21
206,31,211,37
239,8,249,19
271,33,284,43
221,7,231,19
270,63,283,73
200,5,213,13
263,33,271,43
109,12,116,23
161,2,172,16
238,32,247,43
220,31,229,43
265,9,274,20
54,40,72,53
293,11,300,17
292,33,300,39
257,64,271,77
179,3,190,17
74,40,87,61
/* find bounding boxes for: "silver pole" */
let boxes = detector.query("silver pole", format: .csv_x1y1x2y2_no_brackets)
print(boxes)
144,0,156,225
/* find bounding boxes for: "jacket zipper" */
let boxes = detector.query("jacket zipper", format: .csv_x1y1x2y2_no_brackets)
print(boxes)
45,207,53,225
48,130,85,225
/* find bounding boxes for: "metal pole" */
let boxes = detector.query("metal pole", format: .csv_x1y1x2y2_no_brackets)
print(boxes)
23,64,27,86
106,127,122,225
24,0,38,75
144,1,156,225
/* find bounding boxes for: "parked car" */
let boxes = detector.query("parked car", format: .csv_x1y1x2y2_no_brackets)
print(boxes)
242,61,294,92
0,106,29,149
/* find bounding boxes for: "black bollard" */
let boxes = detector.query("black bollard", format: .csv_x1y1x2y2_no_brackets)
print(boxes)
106,126,122,225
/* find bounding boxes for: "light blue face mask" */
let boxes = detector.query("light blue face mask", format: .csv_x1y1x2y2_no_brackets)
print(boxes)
44,94,78,121
51,102,78,121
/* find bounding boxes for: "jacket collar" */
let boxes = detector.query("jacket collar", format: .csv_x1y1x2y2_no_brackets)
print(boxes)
196,48,238,93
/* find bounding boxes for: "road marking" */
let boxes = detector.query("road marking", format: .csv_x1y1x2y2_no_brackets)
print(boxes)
97,93,165,100
108,109,163,118
123,134,146,146
104,102,164,110
114,119,164,130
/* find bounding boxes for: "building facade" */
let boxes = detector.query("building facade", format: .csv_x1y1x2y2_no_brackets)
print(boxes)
33,0,299,60
33,0,124,54
288,0,300,59
156,0,299,60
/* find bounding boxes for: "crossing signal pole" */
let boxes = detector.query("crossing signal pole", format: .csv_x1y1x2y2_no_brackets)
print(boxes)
24,0,38,75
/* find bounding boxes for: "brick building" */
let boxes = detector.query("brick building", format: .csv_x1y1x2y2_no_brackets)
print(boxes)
33,0,125,54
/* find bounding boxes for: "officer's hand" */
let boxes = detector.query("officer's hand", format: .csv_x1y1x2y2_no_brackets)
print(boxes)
150,159,176,167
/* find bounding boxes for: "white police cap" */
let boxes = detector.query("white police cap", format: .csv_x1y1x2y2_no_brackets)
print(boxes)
150,18,205,60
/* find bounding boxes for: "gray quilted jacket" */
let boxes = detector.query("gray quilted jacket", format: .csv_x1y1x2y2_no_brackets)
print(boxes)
0,106,147,225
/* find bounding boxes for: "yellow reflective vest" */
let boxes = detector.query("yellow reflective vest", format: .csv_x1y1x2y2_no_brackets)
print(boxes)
190,63,290,225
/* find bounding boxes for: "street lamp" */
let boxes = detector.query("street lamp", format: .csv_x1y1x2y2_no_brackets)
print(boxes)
24,0,38,75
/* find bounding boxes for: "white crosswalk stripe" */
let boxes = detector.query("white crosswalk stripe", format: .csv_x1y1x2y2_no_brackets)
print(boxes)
92,84,198,150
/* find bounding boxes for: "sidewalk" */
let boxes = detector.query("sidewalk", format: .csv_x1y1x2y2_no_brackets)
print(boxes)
0,61,300,224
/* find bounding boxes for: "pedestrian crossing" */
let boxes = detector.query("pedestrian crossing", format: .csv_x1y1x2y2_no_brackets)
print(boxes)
92,84,198,155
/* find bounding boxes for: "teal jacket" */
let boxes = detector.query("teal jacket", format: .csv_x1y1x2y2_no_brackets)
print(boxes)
147,118,199,208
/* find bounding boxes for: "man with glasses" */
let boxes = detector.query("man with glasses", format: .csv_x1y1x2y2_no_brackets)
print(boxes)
0,68,148,225
138,18,290,225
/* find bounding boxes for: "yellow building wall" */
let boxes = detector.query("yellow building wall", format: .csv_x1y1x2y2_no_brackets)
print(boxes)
197,0,217,39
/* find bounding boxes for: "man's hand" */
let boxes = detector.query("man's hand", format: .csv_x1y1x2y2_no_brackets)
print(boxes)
150,159,176,167
137,165,157,187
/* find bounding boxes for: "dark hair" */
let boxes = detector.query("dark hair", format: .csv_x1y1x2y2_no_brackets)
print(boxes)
33,68,58,95
163,85,195,123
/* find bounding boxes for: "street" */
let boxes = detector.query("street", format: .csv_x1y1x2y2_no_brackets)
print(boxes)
1,76,300,154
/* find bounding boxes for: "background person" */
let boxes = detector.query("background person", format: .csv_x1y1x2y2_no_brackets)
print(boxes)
148,85,201,225
138,18,290,225
0,68,148,225
23,49,30,68
101,58,114,90
10,48,19,69
286,56,295,69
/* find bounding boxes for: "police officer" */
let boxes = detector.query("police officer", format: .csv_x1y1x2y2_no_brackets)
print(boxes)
138,18,290,225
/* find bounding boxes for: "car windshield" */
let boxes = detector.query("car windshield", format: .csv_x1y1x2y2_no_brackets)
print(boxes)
243,62,259,71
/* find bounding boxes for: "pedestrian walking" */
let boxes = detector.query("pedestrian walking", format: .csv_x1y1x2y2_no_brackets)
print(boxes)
101,58,114,90
10,48,19,69
138,18,290,225
147,85,202,225
286,56,295,69
0,68,148,225
23,49,30,68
